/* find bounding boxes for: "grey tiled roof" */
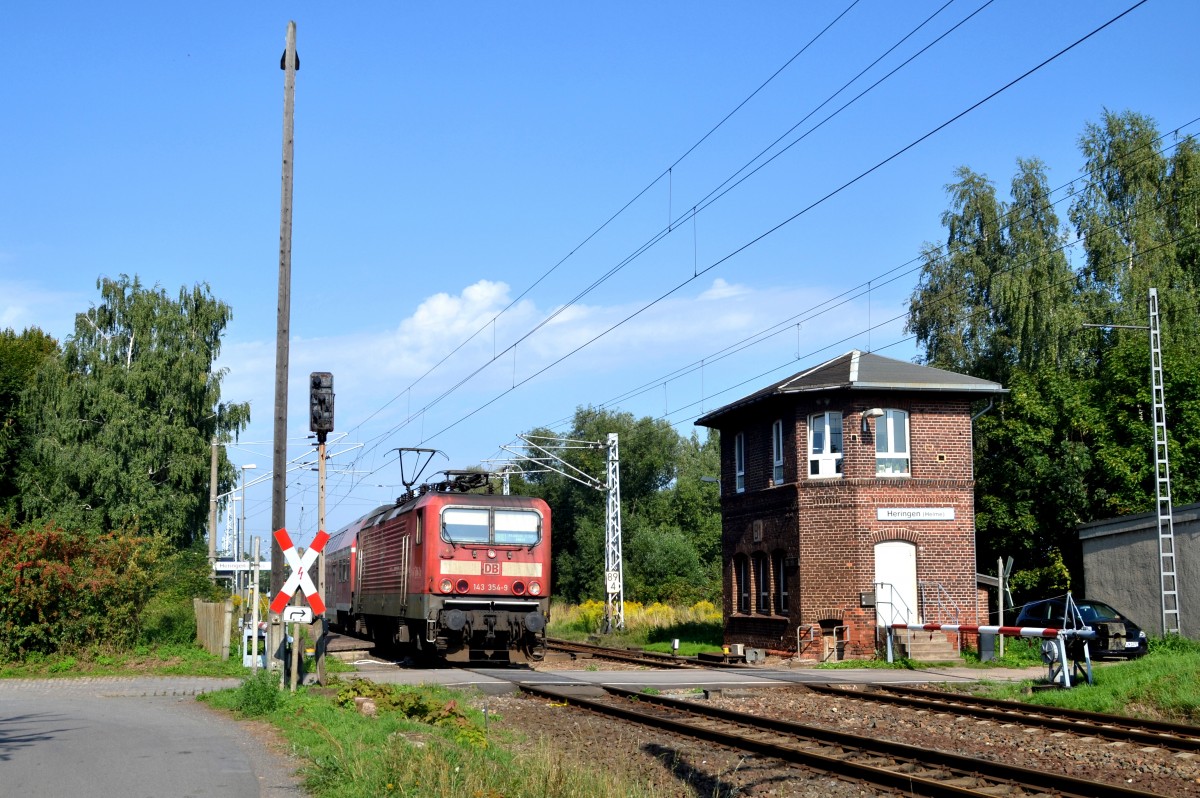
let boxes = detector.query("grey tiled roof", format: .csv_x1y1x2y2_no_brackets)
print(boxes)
695,350,1004,426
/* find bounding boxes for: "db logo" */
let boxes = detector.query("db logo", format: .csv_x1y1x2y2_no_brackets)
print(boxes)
482,562,500,575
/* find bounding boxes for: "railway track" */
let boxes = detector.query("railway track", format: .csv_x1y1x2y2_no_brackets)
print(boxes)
545,639,1200,756
545,637,748,669
806,682,1200,753
516,681,1169,797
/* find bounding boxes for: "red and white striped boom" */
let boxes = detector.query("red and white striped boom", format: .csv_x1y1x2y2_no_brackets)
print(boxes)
889,622,1096,640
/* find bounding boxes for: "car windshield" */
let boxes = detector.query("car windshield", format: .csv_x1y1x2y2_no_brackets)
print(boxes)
1019,601,1063,623
1020,599,1123,625
1077,602,1121,622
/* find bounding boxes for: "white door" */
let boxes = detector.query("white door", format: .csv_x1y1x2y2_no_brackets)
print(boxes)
874,541,918,626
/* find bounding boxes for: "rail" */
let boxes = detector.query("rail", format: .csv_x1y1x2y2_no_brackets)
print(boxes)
872,581,916,656
795,624,820,658
515,682,1167,797
806,682,1200,754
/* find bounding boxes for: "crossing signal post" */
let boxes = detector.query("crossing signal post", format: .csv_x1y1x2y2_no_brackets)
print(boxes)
309,371,334,684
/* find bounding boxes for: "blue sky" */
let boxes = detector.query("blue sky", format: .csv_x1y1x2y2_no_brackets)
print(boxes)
3,1,1197,548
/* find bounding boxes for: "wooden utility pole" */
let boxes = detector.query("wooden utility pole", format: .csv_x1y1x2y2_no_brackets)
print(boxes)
270,21,298,671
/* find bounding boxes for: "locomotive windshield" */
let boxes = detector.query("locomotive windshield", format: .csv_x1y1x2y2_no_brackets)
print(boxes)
494,509,540,545
441,506,541,545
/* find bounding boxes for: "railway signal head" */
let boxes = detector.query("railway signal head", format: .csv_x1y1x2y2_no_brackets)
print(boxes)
310,371,335,438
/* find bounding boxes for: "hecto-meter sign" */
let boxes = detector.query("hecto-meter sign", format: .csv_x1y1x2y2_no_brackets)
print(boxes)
270,527,329,615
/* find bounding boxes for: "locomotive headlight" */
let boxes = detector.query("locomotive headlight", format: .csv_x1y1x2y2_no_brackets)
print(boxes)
512,581,526,595
456,579,470,594
529,581,542,596
440,579,454,594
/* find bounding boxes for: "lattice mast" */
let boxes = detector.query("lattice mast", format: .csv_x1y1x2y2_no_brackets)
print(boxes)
1149,288,1181,636
505,433,625,632
604,433,625,632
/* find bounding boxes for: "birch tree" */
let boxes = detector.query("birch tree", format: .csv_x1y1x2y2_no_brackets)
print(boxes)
16,275,249,545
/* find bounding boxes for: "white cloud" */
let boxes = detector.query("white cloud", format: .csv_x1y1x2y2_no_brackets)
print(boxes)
698,278,749,300
217,275,905,451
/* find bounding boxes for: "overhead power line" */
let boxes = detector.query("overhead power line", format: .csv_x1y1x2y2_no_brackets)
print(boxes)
345,0,983,465
328,0,1152,511
342,0,865,445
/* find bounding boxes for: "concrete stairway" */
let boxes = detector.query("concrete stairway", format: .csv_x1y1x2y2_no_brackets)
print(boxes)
895,629,961,662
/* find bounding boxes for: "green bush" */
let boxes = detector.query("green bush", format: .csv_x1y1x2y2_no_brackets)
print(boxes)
234,670,282,717
139,543,223,646
334,678,486,747
0,520,160,658
1149,634,1200,656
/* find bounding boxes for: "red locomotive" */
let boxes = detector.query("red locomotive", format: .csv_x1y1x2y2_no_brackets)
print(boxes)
324,472,551,662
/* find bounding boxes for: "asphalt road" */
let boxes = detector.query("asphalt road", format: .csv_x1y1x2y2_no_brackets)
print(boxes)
0,677,303,798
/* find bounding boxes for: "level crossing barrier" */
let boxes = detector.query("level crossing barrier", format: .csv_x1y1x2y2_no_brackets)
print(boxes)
887,622,1098,687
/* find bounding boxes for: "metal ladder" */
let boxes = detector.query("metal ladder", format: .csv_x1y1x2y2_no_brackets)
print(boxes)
1149,288,1181,636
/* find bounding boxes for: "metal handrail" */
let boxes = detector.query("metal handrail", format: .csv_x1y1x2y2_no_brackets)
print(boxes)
873,581,915,654
918,580,962,626
875,581,963,656
795,625,820,658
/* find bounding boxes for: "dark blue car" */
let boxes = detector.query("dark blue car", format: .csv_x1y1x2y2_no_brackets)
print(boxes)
1015,598,1148,659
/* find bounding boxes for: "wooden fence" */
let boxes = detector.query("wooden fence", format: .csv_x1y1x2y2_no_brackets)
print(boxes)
194,598,233,660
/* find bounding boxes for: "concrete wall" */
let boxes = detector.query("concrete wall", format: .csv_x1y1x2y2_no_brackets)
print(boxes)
1079,503,1200,639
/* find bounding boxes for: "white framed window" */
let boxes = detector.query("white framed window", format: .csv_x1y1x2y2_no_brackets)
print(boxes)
876,409,910,476
772,419,784,485
735,432,745,493
772,551,789,614
754,553,770,614
808,411,843,478
734,555,750,614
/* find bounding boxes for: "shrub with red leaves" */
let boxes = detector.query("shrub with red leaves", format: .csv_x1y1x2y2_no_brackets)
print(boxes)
0,520,158,659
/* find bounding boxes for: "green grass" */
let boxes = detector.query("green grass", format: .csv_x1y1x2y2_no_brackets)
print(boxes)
547,600,725,657
953,637,1200,723
201,676,675,798
0,641,355,680
0,643,249,679
816,656,921,669
548,605,724,657
960,636,1046,668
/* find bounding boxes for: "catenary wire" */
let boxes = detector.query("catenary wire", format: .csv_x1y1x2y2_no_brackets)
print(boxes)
402,1,1150,447
328,0,1152,511
342,1,865,441
346,1,984,464
529,127,1199,435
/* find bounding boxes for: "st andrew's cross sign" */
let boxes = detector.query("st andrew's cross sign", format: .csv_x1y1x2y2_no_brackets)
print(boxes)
270,527,329,615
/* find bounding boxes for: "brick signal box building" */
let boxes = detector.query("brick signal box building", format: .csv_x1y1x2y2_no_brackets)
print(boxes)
696,350,1004,660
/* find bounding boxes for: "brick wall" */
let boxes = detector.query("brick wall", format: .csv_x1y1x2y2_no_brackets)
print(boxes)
715,391,980,658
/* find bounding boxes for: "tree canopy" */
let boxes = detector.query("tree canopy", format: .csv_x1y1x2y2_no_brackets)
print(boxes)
0,327,59,509
908,109,1200,594
11,275,249,545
